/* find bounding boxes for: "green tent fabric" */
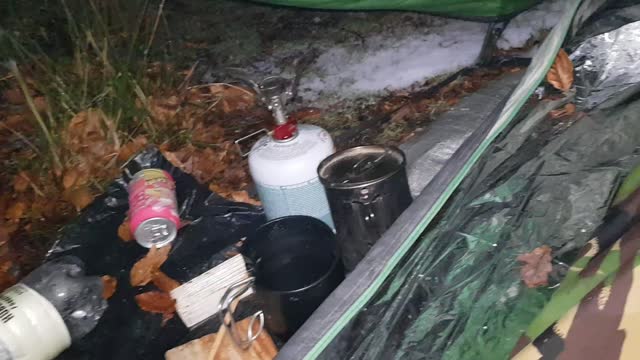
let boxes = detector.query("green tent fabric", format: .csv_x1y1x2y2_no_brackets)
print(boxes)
252,0,540,19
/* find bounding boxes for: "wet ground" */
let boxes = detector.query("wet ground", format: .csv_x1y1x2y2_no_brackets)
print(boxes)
161,0,527,147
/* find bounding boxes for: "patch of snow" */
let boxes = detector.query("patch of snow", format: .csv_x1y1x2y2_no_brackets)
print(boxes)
298,20,488,102
497,0,566,50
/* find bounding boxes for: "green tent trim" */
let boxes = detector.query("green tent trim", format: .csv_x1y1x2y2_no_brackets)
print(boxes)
252,0,540,19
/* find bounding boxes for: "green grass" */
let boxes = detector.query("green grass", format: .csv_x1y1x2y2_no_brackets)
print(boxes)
1,0,177,170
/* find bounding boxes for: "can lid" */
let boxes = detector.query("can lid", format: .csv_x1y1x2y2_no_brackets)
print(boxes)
134,218,177,248
318,145,406,189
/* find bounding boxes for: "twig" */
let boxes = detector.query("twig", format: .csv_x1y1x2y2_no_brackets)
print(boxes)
207,300,238,360
144,0,166,61
0,122,42,157
189,83,255,97
179,60,200,91
8,61,63,172
18,172,46,198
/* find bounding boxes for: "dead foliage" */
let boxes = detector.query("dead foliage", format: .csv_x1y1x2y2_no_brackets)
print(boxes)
550,103,577,119
518,245,553,288
130,245,172,287
118,218,134,242
547,49,574,93
152,271,181,293
0,75,262,281
135,291,176,315
101,275,118,299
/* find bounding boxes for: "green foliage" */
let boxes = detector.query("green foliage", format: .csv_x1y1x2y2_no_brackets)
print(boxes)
1,0,175,162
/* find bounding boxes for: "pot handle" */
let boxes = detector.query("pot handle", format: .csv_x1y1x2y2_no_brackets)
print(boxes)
218,277,265,349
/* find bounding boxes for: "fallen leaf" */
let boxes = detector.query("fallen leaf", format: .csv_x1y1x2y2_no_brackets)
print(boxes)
130,245,171,286
117,136,148,162
101,275,118,299
63,168,79,189
152,271,180,292
2,88,25,105
290,107,323,122
13,172,30,192
5,202,27,221
161,312,175,326
550,103,577,119
209,84,256,113
0,221,9,246
135,291,176,314
118,219,134,242
148,96,181,125
63,185,94,211
230,191,261,206
517,245,553,288
191,124,224,145
0,259,16,292
547,49,574,92
33,96,48,112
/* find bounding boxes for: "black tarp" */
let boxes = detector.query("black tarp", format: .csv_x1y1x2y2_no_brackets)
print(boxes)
47,148,265,359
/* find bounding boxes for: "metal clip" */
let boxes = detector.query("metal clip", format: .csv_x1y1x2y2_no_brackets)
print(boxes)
234,128,270,157
218,277,265,349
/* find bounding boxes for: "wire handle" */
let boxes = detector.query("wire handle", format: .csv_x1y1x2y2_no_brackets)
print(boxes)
234,128,270,157
218,277,265,349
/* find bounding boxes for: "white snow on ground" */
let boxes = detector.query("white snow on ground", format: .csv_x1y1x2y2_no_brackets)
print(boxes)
497,0,566,50
298,21,488,101
288,0,566,103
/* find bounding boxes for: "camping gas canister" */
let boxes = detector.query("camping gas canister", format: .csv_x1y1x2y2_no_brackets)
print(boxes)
128,168,180,248
246,76,335,228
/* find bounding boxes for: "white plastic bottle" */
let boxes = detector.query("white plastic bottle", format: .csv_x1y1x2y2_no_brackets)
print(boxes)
0,256,107,360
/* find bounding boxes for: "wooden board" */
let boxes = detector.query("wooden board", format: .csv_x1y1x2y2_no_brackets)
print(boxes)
165,318,278,360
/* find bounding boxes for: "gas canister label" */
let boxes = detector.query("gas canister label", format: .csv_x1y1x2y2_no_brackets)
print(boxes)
256,178,334,229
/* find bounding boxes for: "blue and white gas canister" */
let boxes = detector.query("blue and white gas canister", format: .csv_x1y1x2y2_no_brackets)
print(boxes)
248,124,335,229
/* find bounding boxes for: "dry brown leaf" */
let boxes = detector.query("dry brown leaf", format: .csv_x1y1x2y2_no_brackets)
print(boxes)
148,96,181,125
101,275,118,299
66,109,107,146
230,191,262,206
5,202,27,221
63,168,79,189
117,136,148,162
152,271,180,292
3,88,25,105
130,245,172,287
209,84,256,113
0,222,9,246
135,291,176,314
550,103,577,119
4,114,31,132
63,185,94,211
0,259,16,293
13,172,30,193
546,49,574,92
517,245,553,288
290,107,323,122
118,219,134,242
33,96,48,113
191,124,224,145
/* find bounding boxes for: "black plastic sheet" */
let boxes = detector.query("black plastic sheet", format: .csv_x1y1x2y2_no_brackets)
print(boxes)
47,147,265,360
311,5,640,357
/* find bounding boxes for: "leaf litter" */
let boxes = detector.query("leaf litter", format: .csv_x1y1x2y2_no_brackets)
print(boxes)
546,49,574,93
517,245,553,288
130,245,172,287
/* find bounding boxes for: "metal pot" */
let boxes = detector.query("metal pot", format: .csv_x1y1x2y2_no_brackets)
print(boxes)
318,145,412,271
